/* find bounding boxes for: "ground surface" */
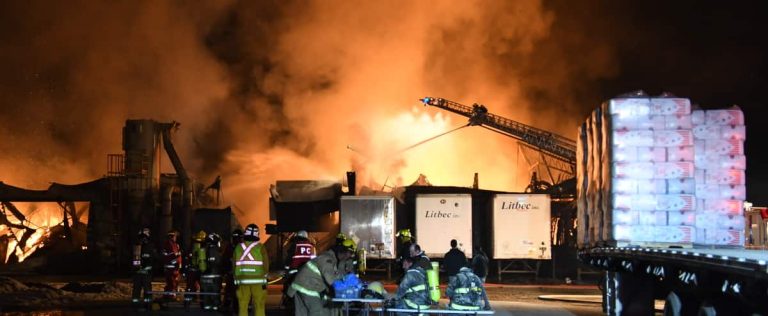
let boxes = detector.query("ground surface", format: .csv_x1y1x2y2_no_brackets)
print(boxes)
0,275,616,315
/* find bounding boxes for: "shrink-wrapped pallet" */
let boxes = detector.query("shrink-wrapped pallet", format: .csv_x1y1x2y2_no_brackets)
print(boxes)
691,106,746,246
578,95,746,248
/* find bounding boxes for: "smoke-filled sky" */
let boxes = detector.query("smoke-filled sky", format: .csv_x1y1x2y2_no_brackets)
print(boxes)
1,1,767,229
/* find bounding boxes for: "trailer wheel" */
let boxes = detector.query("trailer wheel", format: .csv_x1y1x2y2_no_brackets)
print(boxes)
697,303,716,316
664,292,699,316
664,292,683,316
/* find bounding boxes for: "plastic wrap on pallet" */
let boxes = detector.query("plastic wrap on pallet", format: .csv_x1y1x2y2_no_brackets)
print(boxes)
579,96,746,248
704,169,745,185
614,225,695,243
693,124,745,140
667,211,696,226
695,184,746,200
609,98,651,117
655,225,694,243
666,146,694,162
613,194,695,211
666,178,695,194
636,179,667,194
705,107,744,125
694,154,746,170
639,211,668,226
703,138,744,156
695,212,745,230
613,210,639,225
654,162,694,179
654,130,694,147
613,130,654,147
663,115,693,130
651,98,691,115
614,162,655,179
703,199,744,216
696,228,744,246
612,147,667,162
655,194,696,211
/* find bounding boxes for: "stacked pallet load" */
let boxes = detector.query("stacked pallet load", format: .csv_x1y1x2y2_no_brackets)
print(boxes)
577,95,747,248
692,107,747,246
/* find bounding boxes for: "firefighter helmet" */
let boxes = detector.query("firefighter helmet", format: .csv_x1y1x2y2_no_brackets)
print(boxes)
396,229,411,239
232,228,243,240
137,227,151,243
244,224,259,241
206,233,221,246
194,230,207,242
362,281,387,299
297,230,308,239
341,238,356,253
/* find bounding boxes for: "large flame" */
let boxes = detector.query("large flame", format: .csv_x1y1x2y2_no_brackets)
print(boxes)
0,1,593,238
1,202,86,263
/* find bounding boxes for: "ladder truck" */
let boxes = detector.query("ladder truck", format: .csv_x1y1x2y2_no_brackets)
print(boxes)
420,96,576,196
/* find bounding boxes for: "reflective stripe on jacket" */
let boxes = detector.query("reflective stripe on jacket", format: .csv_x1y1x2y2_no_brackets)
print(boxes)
287,250,342,297
233,241,269,285
446,267,489,309
395,267,431,308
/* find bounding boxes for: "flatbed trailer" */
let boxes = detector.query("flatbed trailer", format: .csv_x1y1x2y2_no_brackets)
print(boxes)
580,246,768,315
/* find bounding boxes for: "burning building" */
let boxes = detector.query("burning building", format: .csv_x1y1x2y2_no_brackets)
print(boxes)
0,120,233,272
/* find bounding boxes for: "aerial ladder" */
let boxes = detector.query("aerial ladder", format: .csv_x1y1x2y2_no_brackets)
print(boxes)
420,97,577,196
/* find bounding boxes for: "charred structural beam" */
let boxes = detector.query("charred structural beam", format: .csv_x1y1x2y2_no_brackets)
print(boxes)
159,122,194,251
0,179,108,202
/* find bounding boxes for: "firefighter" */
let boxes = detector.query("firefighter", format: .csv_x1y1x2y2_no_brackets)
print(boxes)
395,229,414,277
388,256,432,313
339,237,357,274
222,228,243,313
395,229,414,261
445,266,491,311
409,243,432,271
443,239,468,284
185,230,208,309
201,233,223,311
287,238,356,316
283,230,316,309
234,223,269,316
131,227,155,311
161,230,182,303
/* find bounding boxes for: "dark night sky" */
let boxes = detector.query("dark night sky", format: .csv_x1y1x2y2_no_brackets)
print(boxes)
1,0,767,207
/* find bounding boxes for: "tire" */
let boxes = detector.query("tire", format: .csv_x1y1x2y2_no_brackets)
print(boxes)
698,303,716,316
664,292,683,316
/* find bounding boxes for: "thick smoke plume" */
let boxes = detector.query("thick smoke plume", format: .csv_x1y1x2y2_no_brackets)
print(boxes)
0,1,618,232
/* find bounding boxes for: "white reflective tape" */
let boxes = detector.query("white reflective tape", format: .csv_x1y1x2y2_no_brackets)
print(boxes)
235,278,266,285
238,242,258,262
236,260,263,266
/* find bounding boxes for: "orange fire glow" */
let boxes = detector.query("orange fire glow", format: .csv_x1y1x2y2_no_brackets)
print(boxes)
1,1,580,239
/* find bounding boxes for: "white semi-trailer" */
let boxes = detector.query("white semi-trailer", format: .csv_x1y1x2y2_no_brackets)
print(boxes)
340,196,396,259
492,193,551,260
415,194,473,258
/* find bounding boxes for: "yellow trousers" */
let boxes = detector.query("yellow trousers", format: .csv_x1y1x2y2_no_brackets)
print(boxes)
236,284,266,316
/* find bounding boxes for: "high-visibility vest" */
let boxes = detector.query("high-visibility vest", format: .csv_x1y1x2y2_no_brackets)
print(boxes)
290,243,317,269
233,241,267,285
